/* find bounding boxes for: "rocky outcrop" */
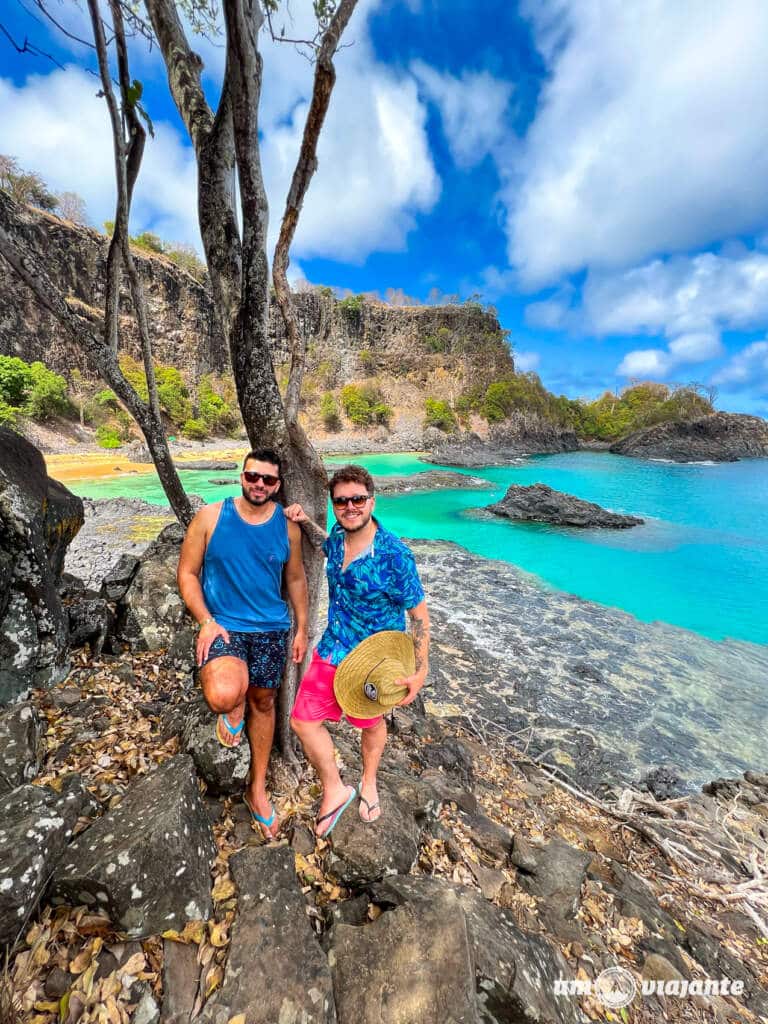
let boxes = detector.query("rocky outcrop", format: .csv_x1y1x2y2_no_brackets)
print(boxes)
0,775,95,947
0,702,43,793
116,522,189,650
0,207,511,399
427,416,578,468
373,470,492,493
201,845,335,1024
609,411,768,462
486,484,644,529
0,427,83,703
52,755,216,938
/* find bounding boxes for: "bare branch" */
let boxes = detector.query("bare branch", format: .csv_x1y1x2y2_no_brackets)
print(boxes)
273,0,358,425
0,20,66,68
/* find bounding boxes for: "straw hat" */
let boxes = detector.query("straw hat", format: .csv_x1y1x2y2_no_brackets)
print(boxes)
333,631,415,719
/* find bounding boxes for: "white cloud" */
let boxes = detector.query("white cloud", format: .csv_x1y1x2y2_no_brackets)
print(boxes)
411,60,513,169
509,0,768,285
0,67,200,246
712,340,768,391
617,349,672,379
514,350,540,372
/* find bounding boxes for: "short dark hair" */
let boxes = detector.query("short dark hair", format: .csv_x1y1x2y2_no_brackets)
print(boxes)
243,448,282,477
328,464,374,497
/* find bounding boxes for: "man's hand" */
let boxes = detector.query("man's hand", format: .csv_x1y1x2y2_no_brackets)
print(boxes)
292,626,308,664
196,620,229,667
284,503,308,523
397,671,427,707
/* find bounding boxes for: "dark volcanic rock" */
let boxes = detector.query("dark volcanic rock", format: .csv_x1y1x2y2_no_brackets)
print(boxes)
373,471,492,494
176,460,238,471
201,845,334,1024
0,428,83,702
486,484,643,529
180,697,251,795
52,755,216,937
331,890,478,1024
0,775,95,947
116,523,189,650
66,590,113,654
0,702,43,793
426,432,520,468
609,411,768,462
100,554,141,602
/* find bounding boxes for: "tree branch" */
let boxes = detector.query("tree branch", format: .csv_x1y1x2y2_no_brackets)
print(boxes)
273,0,357,426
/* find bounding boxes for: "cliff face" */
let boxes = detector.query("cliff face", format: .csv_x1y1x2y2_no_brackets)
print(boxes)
0,208,512,400
609,412,768,462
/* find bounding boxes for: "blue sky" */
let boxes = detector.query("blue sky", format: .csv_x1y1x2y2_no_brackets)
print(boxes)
2,0,768,416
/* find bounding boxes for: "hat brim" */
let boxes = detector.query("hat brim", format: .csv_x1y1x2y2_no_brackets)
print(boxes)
333,631,415,719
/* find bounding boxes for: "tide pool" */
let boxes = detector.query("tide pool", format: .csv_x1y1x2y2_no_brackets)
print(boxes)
67,451,768,645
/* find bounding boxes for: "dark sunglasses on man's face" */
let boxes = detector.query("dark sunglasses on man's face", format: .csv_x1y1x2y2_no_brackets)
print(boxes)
243,470,280,486
332,494,371,508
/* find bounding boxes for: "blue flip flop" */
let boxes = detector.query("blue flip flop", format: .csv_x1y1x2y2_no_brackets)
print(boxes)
216,713,244,748
244,794,278,839
315,785,358,838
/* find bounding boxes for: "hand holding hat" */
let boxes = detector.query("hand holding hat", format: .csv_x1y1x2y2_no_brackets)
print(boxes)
333,630,416,719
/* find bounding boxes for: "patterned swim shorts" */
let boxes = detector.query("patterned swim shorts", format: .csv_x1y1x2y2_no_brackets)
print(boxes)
200,629,289,689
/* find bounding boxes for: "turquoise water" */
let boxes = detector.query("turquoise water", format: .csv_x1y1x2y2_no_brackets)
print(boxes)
68,451,768,645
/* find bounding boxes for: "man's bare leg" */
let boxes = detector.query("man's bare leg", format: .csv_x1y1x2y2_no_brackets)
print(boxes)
244,687,279,837
291,717,354,836
359,718,386,822
200,657,248,746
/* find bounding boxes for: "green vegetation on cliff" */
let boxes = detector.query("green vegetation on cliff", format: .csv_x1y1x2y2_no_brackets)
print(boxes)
0,356,71,424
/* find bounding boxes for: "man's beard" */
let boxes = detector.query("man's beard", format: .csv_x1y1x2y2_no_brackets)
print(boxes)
339,509,372,533
241,486,270,507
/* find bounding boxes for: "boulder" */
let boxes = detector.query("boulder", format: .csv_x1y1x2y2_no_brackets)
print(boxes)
100,554,140,603
52,755,216,937
180,697,251,795
65,590,114,654
459,809,513,864
201,845,335,1024
0,427,83,702
116,524,190,651
514,837,591,917
684,919,768,1018
326,784,421,885
331,889,479,1024
0,775,95,947
486,484,643,529
161,938,201,1024
367,875,581,1024
175,460,238,471
610,411,768,462
0,701,43,793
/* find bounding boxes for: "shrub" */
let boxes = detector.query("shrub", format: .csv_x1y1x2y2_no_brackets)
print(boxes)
339,294,364,319
424,327,451,353
0,355,33,406
131,231,164,254
24,362,70,419
96,388,119,408
156,365,192,425
424,398,457,432
320,392,341,431
316,285,334,299
182,417,208,440
340,383,391,427
0,399,18,426
358,349,376,373
96,425,122,448
198,374,239,435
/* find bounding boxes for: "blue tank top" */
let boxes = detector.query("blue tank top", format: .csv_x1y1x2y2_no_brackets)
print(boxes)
202,498,290,632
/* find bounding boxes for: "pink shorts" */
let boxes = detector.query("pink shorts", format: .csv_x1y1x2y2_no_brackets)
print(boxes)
292,649,381,729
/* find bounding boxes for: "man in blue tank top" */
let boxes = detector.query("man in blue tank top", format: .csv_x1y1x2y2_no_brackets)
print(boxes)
177,449,308,838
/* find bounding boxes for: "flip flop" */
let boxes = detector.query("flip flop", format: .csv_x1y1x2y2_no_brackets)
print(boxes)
244,794,279,839
315,785,357,838
358,794,381,824
215,712,244,748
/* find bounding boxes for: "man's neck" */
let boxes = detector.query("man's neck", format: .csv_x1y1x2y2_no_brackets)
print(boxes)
343,516,377,551
234,496,275,524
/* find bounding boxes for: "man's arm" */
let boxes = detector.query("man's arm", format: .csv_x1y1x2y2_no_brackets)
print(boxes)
398,599,430,706
284,503,328,547
177,505,229,665
284,519,309,664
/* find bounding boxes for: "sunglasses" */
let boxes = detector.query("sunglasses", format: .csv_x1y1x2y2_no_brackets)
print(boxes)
332,494,371,508
243,470,280,486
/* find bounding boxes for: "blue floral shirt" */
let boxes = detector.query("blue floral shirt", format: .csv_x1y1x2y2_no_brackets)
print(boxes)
316,519,426,665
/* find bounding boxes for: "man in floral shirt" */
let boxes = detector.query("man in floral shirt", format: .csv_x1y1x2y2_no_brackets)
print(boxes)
286,464,430,836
